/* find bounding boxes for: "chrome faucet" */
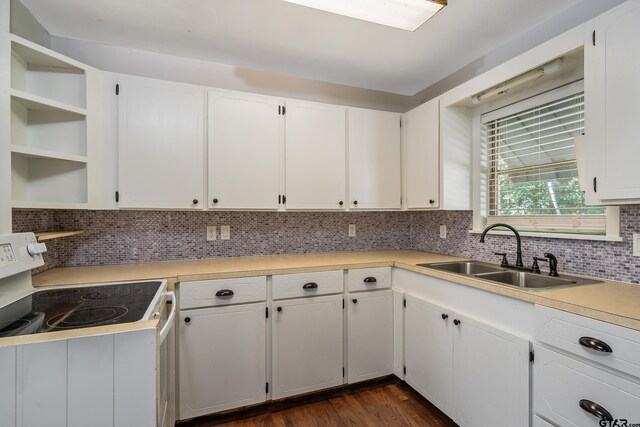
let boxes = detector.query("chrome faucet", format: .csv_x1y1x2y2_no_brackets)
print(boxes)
479,223,524,268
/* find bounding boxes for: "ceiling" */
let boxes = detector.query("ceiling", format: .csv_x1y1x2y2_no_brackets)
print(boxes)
20,0,611,95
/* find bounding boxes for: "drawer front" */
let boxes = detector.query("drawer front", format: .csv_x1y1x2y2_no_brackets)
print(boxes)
347,267,391,292
272,270,343,300
534,345,640,427
535,305,640,378
179,276,267,309
532,416,555,427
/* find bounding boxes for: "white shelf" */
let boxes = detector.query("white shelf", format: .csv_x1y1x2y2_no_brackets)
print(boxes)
35,230,85,241
10,89,87,116
12,201,88,210
11,145,87,164
10,34,86,72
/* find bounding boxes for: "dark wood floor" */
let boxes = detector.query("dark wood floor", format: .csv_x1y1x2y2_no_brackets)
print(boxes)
178,377,458,427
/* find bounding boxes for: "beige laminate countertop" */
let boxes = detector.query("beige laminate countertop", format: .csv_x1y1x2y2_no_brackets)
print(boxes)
30,250,640,332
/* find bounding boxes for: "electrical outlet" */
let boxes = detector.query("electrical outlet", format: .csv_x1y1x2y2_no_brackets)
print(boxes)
349,224,356,237
221,225,231,240
634,233,640,257
206,226,217,241
440,225,447,239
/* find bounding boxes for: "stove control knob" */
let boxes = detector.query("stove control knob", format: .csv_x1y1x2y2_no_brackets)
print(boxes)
27,242,47,257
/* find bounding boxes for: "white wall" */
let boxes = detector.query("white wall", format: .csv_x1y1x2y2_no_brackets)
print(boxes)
1,0,11,233
9,0,49,48
50,36,413,113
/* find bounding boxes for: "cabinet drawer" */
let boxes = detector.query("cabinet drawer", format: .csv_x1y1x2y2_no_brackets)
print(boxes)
535,305,640,378
179,276,266,309
347,267,391,292
272,270,343,300
534,345,640,427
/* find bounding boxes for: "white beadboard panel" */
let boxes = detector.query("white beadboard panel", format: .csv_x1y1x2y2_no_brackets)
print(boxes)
21,340,67,427
114,329,157,427
68,335,115,427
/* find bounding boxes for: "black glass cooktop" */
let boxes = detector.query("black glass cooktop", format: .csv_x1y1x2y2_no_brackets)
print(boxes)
0,281,162,338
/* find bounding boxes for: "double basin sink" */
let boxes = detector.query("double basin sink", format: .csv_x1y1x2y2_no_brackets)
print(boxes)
417,260,601,290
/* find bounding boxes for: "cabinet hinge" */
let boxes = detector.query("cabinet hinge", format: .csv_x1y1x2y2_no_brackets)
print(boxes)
266,382,269,393
529,351,534,363
403,366,406,375
282,195,286,204
266,307,269,318
342,367,345,377
403,297,406,308
278,195,282,205
115,191,119,203
282,106,286,115
593,177,597,193
399,118,402,128
592,30,596,46
342,299,345,309
278,105,281,115
115,84,119,95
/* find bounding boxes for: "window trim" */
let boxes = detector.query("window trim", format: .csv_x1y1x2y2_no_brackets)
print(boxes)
472,80,620,241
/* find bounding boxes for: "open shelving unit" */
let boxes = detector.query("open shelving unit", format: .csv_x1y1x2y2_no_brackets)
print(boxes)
9,34,90,208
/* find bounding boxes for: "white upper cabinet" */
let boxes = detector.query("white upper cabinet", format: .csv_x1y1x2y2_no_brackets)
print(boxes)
284,100,346,210
585,1,640,203
348,108,401,210
118,76,204,209
208,89,282,210
404,98,439,209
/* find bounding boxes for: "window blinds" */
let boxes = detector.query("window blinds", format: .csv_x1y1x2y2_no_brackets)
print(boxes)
484,90,606,234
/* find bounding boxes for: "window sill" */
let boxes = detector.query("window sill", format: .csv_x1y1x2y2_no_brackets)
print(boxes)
468,229,623,242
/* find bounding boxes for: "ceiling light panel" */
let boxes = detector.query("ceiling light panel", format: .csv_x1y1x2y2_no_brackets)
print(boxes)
282,0,446,31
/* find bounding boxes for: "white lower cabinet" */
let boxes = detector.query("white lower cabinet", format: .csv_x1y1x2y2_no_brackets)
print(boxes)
404,294,530,427
272,294,344,399
534,344,640,427
347,289,393,383
178,303,267,419
452,312,530,427
405,295,453,414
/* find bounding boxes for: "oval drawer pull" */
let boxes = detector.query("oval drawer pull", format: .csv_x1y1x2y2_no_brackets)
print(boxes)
579,336,613,353
215,289,234,297
579,399,613,421
363,277,377,284
302,282,318,290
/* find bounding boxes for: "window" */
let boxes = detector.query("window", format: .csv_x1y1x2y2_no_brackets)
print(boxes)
482,85,607,235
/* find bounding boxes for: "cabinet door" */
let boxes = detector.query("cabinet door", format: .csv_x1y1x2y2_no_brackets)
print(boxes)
178,303,267,419
404,294,453,414
404,98,439,209
0,347,16,426
347,289,393,383
452,312,530,427
586,2,640,202
272,294,344,399
118,76,204,209
348,108,401,209
208,89,281,209
284,100,346,209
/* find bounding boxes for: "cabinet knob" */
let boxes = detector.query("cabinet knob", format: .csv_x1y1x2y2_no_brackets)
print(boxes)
453,319,461,326
429,199,435,205
184,317,191,324
213,198,218,204
353,200,358,205
352,298,358,304
192,199,199,205
441,313,449,320
277,307,283,313
339,201,344,206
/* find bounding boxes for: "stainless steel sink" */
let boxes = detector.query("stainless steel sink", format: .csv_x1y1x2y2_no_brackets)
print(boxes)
418,260,601,289
474,271,577,289
417,261,505,275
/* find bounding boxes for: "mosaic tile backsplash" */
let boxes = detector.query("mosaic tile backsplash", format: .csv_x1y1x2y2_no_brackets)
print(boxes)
12,205,640,284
